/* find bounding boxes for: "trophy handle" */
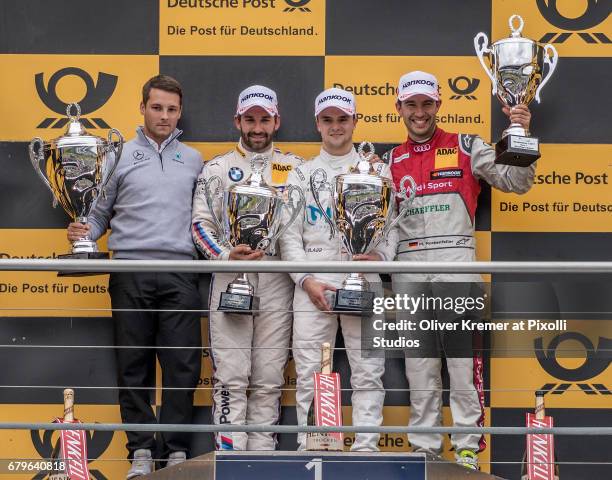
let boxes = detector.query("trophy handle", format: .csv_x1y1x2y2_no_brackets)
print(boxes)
535,43,558,103
101,128,124,198
382,175,417,238
474,32,498,97
28,138,56,205
257,184,306,253
310,168,336,240
203,175,228,246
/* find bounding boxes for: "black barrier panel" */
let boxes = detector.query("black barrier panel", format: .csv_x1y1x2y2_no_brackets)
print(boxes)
491,232,612,282
326,0,491,56
159,56,324,143
491,58,612,145
491,408,612,479
0,142,68,228
0,317,117,404
0,0,158,54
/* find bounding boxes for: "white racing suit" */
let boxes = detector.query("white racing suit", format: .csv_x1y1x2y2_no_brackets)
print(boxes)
192,140,303,450
279,147,396,451
382,128,536,453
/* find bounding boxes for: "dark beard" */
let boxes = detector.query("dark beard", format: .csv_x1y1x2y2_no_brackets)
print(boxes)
241,130,272,152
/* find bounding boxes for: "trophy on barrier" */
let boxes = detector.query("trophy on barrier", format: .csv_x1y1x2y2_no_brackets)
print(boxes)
474,14,558,167
29,103,123,259
311,142,416,313
203,154,305,313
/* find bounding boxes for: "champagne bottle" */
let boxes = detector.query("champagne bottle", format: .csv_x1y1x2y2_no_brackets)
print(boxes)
306,343,343,451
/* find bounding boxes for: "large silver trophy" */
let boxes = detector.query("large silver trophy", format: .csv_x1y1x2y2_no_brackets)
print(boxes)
204,154,305,313
474,15,558,167
29,103,123,259
311,142,416,313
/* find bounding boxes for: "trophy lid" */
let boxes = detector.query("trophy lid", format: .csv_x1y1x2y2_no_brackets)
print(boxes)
493,14,536,47
50,103,107,149
337,141,392,188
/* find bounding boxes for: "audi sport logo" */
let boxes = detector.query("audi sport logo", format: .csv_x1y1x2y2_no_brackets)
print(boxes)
413,144,431,152
537,0,611,44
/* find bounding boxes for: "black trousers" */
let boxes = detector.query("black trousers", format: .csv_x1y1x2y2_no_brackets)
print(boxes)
108,272,202,457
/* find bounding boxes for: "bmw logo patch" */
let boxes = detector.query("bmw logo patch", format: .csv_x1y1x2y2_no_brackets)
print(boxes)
228,167,244,182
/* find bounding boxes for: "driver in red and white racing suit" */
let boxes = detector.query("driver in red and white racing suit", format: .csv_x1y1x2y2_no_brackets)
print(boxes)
381,71,536,469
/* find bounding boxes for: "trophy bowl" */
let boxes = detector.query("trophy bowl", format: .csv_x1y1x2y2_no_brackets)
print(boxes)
204,154,304,314
474,15,558,166
312,142,416,313
29,103,123,259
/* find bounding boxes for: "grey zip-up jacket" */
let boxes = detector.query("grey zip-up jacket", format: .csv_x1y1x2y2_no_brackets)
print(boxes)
88,127,204,260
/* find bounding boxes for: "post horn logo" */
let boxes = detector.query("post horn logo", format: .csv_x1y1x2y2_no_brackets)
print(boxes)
537,0,611,44
283,0,311,13
535,332,611,395
29,428,114,479
448,76,480,100
35,67,118,129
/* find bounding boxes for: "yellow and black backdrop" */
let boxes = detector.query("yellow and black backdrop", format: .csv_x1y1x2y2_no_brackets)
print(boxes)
0,1,610,478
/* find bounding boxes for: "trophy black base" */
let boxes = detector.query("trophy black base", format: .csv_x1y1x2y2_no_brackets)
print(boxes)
495,135,541,167
218,292,260,315
57,251,109,277
333,289,375,315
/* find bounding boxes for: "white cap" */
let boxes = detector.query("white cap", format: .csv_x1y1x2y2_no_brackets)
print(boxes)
397,71,440,101
314,87,356,116
236,85,279,116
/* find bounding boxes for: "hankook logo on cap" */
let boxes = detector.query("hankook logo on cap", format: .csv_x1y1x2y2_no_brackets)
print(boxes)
283,0,311,13
318,94,352,105
241,92,274,103
35,67,118,129
448,76,480,100
402,79,435,88
537,0,611,44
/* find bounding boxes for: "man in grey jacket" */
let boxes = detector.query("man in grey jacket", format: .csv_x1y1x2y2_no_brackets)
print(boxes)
67,75,203,478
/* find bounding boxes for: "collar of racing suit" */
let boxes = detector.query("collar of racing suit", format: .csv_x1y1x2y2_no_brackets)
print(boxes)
236,137,275,160
406,127,444,153
318,146,359,171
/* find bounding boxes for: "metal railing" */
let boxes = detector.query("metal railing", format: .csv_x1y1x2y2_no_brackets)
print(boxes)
2,259,612,274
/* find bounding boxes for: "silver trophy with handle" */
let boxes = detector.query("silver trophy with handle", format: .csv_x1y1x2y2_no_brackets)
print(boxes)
474,14,558,166
311,142,416,313
29,103,123,259
203,154,305,313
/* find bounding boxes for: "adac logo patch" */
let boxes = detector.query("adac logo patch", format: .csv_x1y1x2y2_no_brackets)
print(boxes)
272,163,292,172
434,147,458,169
448,76,480,100
537,0,611,44
35,67,118,129
431,168,463,179
271,162,292,184
228,167,244,182
283,0,311,13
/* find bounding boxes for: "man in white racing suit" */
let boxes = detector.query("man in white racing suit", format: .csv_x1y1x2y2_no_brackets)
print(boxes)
279,88,395,451
191,85,302,450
